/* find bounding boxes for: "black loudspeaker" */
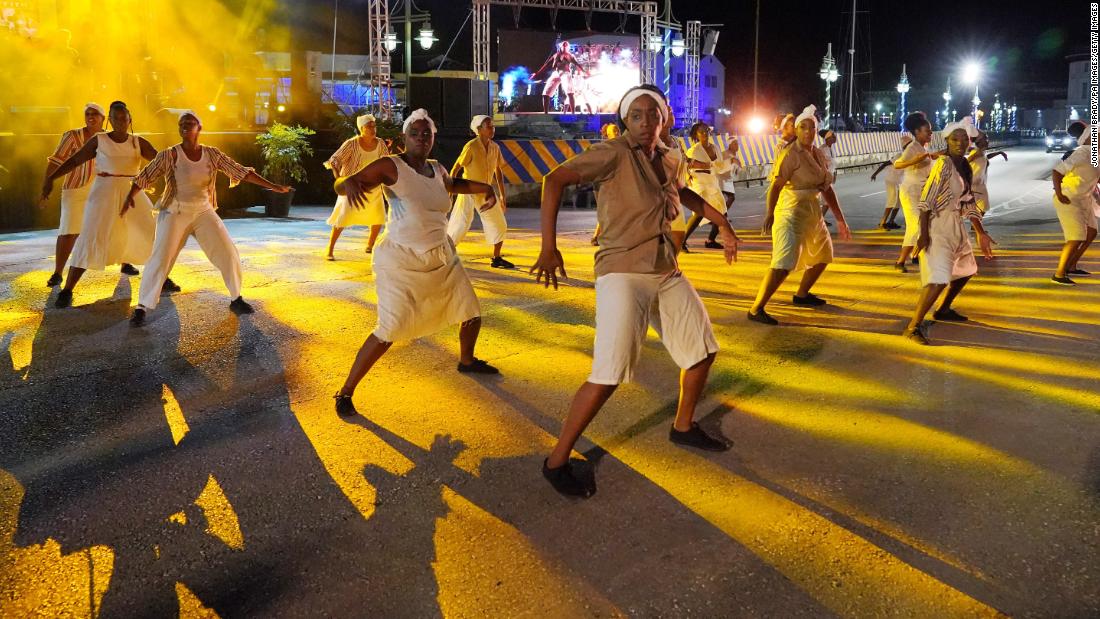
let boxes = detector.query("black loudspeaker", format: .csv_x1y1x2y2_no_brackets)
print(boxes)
410,77,490,129
702,30,719,56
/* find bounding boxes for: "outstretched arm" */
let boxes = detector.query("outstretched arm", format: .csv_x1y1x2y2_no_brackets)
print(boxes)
530,165,581,289
822,185,851,241
870,160,891,180
335,157,399,209
138,136,159,161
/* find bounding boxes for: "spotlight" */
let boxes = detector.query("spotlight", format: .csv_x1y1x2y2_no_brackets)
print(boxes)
276,104,286,113
747,116,765,133
207,104,217,112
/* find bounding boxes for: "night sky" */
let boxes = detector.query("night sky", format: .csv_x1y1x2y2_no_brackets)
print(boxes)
314,0,1084,116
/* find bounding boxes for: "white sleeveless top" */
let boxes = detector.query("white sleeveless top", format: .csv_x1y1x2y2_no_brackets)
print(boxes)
174,146,211,206
95,132,143,176
382,155,452,253
900,140,932,187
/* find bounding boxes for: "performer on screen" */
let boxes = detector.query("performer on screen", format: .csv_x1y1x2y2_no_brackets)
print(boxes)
531,40,586,114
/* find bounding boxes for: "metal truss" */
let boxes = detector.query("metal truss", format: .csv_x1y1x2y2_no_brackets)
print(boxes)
684,20,700,124
368,0,394,118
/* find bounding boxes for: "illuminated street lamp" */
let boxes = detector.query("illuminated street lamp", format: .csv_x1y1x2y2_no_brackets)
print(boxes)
896,64,910,131
818,43,839,129
383,27,399,52
875,101,882,124
942,78,952,130
647,33,664,53
962,61,982,126
417,25,437,50
670,34,685,58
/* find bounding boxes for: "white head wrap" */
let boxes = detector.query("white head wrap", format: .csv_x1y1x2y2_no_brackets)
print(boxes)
1079,124,1092,146
470,114,491,133
942,115,978,139
900,132,914,145
618,86,667,125
84,102,106,117
356,114,376,129
178,110,202,126
795,105,818,132
402,108,437,134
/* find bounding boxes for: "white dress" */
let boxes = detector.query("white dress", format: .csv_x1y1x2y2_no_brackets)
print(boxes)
325,137,388,227
770,142,833,271
1051,145,1100,241
68,133,156,270
882,153,903,210
685,142,732,213
917,157,979,286
969,152,990,214
372,156,481,343
897,141,933,247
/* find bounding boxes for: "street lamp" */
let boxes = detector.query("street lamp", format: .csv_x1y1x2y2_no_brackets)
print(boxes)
896,64,910,131
647,33,664,53
818,43,839,129
875,101,882,124
962,61,982,125
942,78,951,130
670,34,685,57
383,27,399,52
993,97,1001,132
417,25,437,50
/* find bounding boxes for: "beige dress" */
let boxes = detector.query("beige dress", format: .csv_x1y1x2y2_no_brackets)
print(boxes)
325,137,388,227
917,157,979,285
769,142,833,271
897,141,933,247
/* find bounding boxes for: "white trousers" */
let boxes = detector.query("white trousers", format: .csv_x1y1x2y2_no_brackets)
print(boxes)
138,208,242,311
447,194,508,246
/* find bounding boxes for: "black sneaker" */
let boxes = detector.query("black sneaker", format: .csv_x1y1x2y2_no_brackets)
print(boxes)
669,423,730,452
792,292,827,307
1051,275,1077,286
894,262,908,273
704,240,724,249
334,392,357,417
933,307,968,322
1068,269,1091,276
542,459,594,498
885,221,901,230
54,289,73,308
680,243,691,253
229,297,255,315
747,308,778,325
46,272,63,287
162,278,181,293
911,256,919,265
120,263,139,275
491,256,515,269
457,358,499,374
904,326,930,345
129,307,146,326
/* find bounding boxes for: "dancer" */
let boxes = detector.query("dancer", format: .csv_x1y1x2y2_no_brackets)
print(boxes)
125,111,291,326
40,101,160,309
870,133,913,230
446,115,513,269
590,123,621,246
661,107,690,253
531,40,584,113
324,114,389,260
748,105,851,326
893,112,936,272
818,129,838,227
967,130,1007,217
682,122,739,250
38,102,105,286
532,85,739,498
1051,123,1099,284
902,120,995,344
332,109,501,418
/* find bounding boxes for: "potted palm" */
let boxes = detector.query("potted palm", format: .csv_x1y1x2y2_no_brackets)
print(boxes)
255,122,315,217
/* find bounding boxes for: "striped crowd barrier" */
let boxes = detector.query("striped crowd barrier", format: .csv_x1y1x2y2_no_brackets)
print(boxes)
497,132,950,185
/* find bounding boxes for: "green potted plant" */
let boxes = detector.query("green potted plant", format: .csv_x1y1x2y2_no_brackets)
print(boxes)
255,122,315,217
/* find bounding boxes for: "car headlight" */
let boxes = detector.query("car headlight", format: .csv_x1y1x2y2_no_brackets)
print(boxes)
1046,138,1054,145
1064,138,1074,145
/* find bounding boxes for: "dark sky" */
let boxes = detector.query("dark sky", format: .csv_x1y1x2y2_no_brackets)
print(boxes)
313,0,1083,115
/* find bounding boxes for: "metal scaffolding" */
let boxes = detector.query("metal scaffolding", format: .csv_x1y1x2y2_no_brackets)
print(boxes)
471,0,659,88
684,20,700,124
368,0,394,118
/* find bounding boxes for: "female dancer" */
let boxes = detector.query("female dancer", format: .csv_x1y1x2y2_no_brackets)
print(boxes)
1051,124,1099,284
968,129,1007,217
893,112,936,272
38,102,105,286
331,110,501,417
748,105,851,326
870,133,912,230
324,114,389,259
40,101,162,308
682,122,739,250
446,114,513,269
902,121,996,344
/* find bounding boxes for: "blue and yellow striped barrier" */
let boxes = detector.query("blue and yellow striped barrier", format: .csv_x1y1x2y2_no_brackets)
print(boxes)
497,132,945,185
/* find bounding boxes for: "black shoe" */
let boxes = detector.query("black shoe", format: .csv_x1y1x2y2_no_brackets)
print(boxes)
885,221,901,230
334,392,358,417
129,307,146,326
704,240,724,250
933,307,968,322
904,326,930,345
1051,275,1077,286
491,256,515,269
911,256,919,265
46,273,63,287
792,292,827,307
457,358,499,374
542,459,594,498
161,278,181,293
670,423,730,451
747,308,778,325
893,262,909,273
680,243,691,253
54,289,73,308
1068,269,1091,276
120,263,139,275
824,220,833,228
229,297,255,315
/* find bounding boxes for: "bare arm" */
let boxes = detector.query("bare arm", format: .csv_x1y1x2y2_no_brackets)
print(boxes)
242,170,289,192
529,166,581,289
821,185,851,241
138,137,158,161
45,136,97,183
870,161,892,180
1053,170,1070,204
893,151,934,170
987,150,1008,161
335,157,399,209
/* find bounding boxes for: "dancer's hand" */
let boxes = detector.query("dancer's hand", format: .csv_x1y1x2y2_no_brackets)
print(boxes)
870,172,878,182
916,233,930,253
530,247,567,290
1056,192,1071,205
38,179,54,206
271,184,291,194
719,227,739,264
978,231,997,260
761,213,774,235
835,218,852,242
343,176,368,209
120,195,134,217
478,194,497,213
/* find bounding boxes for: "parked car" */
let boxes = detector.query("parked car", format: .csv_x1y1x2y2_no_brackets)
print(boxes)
1046,130,1075,153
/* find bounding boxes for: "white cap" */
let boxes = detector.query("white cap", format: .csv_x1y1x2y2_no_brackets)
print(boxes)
178,109,202,126
84,102,106,117
402,108,437,134
942,115,979,139
356,114,376,129
795,104,818,132
470,114,491,133
618,86,667,125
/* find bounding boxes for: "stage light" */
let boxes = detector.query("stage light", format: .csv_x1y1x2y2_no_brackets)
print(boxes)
647,34,663,53
748,116,765,133
417,26,437,50
670,35,685,57
276,104,286,113
207,104,217,112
